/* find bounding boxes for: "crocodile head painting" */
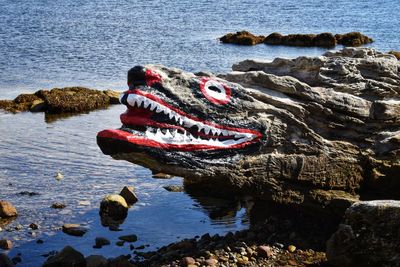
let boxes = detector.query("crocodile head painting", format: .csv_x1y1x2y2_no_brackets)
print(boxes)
97,65,271,180
98,49,400,210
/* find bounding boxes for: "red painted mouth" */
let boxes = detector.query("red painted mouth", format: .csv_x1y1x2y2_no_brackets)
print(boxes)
97,89,262,151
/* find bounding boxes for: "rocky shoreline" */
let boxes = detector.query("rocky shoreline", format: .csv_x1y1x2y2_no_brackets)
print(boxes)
220,31,373,47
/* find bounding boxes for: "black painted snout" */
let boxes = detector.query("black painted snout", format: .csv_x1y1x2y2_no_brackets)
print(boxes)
127,66,146,88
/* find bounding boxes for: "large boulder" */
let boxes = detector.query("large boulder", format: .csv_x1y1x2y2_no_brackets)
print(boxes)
97,48,399,213
327,200,400,267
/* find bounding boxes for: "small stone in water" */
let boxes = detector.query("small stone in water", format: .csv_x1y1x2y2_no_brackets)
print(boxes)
288,245,296,253
62,224,88,237
37,239,44,244
55,171,64,181
51,202,66,209
94,237,110,248
116,241,125,246
29,223,39,230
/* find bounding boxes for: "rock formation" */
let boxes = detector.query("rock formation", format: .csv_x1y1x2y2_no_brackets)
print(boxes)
327,200,400,267
219,31,265,45
0,87,120,113
220,31,373,48
97,48,399,214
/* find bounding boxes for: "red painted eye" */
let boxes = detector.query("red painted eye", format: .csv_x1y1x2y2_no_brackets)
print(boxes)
199,78,232,105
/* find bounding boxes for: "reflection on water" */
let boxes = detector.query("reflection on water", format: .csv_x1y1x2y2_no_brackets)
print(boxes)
0,106,250,266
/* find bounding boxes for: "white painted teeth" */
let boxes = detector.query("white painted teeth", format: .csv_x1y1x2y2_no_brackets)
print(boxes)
127,94,256,147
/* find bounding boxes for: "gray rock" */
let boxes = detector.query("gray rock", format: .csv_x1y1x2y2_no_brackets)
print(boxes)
97,49,400,212
327,200,400,267
42,246,85,267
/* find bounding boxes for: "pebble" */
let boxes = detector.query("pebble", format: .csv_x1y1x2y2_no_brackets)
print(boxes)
257,245,274,258
181,256,196,266
54,171,64,181
204,258,218,266
0,239,13,250
288,245,296,253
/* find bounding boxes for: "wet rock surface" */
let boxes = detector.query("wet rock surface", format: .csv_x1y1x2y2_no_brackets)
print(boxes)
327,200,400,267
220,31,373,47
0,87,121,114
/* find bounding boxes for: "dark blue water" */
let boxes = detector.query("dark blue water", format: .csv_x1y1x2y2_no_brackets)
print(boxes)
1,0,399,266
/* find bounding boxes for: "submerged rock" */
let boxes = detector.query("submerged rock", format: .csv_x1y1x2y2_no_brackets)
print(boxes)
219,31,265,45
0,87,121,114
42,246,85,267
97,48,399,213
0,201,17,218
327,200,400,267
0,253,14,267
